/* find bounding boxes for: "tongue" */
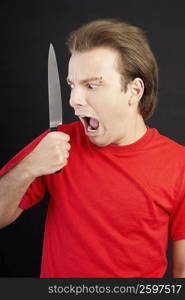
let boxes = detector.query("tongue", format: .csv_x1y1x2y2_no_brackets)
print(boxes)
89,118,99,129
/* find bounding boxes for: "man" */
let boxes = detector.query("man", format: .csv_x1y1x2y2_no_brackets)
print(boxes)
0,19,185,278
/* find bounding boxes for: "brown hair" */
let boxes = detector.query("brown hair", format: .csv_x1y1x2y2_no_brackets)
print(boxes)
66,19,158,120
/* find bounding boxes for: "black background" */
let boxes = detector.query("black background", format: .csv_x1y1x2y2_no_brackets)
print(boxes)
0,0,184,277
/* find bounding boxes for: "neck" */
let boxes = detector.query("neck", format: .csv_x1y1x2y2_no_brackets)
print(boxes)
115,114,147,146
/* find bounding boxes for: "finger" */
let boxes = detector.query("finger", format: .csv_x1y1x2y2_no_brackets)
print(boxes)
63,151,69,158
65,143,71,150
62,158,68,167
62,134,70,141
49,132,70,141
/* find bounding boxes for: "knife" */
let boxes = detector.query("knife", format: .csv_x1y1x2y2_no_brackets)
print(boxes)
48,43,63,131
48,43,63,173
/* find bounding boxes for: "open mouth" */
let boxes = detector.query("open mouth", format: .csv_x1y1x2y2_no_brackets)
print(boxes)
80,116,100,135
84,117,99,132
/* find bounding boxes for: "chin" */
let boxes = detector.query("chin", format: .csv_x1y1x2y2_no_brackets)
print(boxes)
89,136,111,147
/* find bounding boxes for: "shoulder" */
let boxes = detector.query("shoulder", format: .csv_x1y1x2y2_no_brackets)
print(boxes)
58,120,82,135
153,128,185,152
152,128,185,165
57,121,85,144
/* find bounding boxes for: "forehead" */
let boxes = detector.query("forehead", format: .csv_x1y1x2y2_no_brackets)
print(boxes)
68,47,120,80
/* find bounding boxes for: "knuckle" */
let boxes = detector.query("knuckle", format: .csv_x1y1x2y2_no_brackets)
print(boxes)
63,158,68,166
67,143,71,150
65,151,69,158
63,134,70,141
63,150,69,158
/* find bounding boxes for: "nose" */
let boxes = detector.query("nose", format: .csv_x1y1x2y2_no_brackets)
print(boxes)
69,87,87,108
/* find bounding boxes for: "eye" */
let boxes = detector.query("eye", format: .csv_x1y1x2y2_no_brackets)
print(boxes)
87,83,98,89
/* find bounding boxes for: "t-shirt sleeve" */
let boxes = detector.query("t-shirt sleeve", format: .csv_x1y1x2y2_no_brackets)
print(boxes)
18,176,46,210
169,167,185,241
170,197,185,240
0,129,50,210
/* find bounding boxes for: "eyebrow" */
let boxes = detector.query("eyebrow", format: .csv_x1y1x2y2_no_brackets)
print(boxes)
66,76,103,84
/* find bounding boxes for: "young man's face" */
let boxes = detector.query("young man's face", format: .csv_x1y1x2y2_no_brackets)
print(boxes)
67,47,141,147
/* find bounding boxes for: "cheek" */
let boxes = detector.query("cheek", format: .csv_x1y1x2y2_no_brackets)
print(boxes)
106,100,129,127
89,90,127,121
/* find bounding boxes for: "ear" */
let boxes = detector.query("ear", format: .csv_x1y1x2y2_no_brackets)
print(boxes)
129,77,144,105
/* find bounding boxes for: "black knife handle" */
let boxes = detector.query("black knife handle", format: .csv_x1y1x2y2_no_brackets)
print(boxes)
50,126,61,173
50,127,58,132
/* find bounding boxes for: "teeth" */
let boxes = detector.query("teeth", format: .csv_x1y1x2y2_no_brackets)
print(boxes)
87,125,97,132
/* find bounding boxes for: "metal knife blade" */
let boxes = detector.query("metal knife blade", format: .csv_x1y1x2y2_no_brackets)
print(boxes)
48,43,63,130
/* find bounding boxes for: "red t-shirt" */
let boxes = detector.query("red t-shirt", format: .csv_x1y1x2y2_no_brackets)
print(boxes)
1,121,185,278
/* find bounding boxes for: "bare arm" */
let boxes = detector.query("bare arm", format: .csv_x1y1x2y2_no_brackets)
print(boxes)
0,158,36,228
172,239,185,277
0,131,71,229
